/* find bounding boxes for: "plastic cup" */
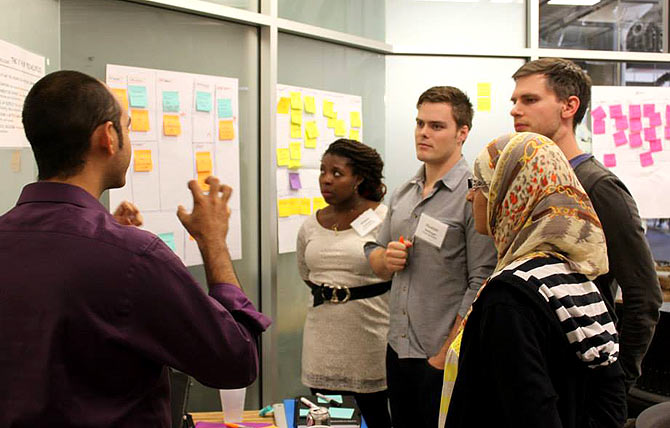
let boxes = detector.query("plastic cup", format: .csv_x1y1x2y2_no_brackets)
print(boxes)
219,387,246,423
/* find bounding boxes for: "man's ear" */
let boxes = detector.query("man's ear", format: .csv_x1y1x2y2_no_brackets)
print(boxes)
457,125,470,145
91,121,116,156
562,95,580,120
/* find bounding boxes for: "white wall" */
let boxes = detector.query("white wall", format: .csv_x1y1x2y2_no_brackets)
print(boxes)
384,55,525,195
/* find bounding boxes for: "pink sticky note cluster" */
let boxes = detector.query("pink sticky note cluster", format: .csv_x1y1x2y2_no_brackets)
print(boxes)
644,104,656,117
630,133,643,148
649,140,663,153
629,104,641,119
603,153,617,168
630,118,642,132
640,152,654,167
665,126,670,140
644,127,657,141
591,105,607,121
593,120,606,135
613,131,627,146
615,116,628,131
649,112,662,127
609,105,623,118
666,105,670,123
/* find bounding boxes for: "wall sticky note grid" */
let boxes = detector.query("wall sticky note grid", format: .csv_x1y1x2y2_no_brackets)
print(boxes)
305,137,317,148
591,105,606,120
304,96,316,114
277,97,290,114
477,97,491,112
649,112,662,127
276,148,290,166
218,120,234,140
195,91,212,112
615,116,628,131
313,197,328,211
609,104,623,118
111,88,129,109
305,121,319,139
162,91,180,112
629,104,641,119
289,172,302,190
644,127,657,142
643,104,655,116
640,151,654,167
128,85,148,108
630,118,642,132
290,92,302,110
323,100,335,118
477,82,491,97
299,198,311,215
134,149,153,172
131,109,150,132
630,133,643,148
349,129,360,142
335,120,346,137
289,142,302,160
613,131,627,146
158,232,176,252
195,151,212,173
665,126,670,140
291,110,302,126
291,124,302,139
163,114,181,136
350,112,362,128
603,153,616,168
593,119,606,135
217,99,233,119
649,140,663,153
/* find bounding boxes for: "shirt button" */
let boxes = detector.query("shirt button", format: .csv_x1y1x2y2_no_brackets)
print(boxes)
403,310,406,315
401,334,406,338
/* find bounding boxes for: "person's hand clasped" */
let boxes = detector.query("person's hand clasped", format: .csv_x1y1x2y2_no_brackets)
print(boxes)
177,176,232,248
384,238,412,273
113,201,143,226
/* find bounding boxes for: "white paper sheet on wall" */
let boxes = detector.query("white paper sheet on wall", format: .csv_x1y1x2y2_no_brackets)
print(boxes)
107,64,242,266
591,86,670,218
276,84,363,253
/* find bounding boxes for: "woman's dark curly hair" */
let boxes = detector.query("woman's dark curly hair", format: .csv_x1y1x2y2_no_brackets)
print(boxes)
323,139,386,202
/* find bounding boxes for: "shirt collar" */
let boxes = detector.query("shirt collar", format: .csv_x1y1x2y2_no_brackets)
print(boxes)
569,153,593,169
17,182,108,213
409,157,470,191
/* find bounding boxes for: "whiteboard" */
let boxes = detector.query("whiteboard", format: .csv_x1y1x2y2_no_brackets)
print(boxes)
107,64,242,265
591,86,670,218
276,84,363,253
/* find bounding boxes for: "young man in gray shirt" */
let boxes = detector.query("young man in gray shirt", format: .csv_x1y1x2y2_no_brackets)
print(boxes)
366,86,496,428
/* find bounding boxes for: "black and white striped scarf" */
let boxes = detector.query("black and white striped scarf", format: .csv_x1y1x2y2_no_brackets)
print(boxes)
491,256,619,368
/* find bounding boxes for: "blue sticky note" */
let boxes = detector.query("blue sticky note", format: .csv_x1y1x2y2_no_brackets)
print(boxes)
162,91,180,112
128,85,148,108
217,98,233,118
196,91,212,112
317,394,342,404
329,407,355,419
158,232,176,252
299,409,309,417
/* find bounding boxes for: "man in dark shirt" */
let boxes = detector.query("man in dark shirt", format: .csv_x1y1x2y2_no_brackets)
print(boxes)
0,70,271,427
510,58,662,391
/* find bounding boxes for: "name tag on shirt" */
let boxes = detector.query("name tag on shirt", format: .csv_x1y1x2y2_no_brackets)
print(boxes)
351,208,382,237
415,213,448,249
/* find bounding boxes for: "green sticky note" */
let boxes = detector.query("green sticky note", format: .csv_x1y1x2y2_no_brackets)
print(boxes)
158,232,176,252
299,409,309,417
196,91,212,112
217,99,233,118
329,407,355,419
128,85,148,108
317,394,343,404
162,91,180,112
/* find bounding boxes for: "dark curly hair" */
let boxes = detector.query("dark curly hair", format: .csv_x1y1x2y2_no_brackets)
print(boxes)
323,139,386,202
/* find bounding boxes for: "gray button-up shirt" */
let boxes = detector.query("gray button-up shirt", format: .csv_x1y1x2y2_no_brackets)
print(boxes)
365,158,496,359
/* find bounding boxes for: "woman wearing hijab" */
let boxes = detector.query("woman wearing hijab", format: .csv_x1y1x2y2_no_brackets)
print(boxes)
442,133,626,428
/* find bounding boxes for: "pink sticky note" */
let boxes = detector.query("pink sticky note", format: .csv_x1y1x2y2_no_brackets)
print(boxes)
666,105,670,122
288,172,302,190
643,104,655,117
609,105,623,118
640,151,654,167
591,105,607,120
630,118,642,132
644,127,657,141
649,139,663,153
649,112,662,126
593,119,606,135
630,133,643,148
629,104,641,119
615,115,628,131
665,126,670,140
613,131,627,146
603,153,617,168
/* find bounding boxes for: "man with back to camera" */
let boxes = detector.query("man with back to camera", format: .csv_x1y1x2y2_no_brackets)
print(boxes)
0,70,271,427
510,58,662,392
365,86,496,428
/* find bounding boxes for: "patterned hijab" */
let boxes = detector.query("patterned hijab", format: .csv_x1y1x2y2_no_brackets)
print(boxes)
472,132,608,279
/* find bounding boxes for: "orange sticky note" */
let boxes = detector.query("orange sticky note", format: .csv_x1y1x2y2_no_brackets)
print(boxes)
323,100,335,118
277,97,290,114
197,172,210,192
290,124,302,139
134,149,152,172
111,88,129,109
350,111,362,128
304,96,316,114
290,92,302,110
218,120,234,140
195,151,212,173
276,148,290,166
131,109,150,132
163,114,181,136
313,197,328,211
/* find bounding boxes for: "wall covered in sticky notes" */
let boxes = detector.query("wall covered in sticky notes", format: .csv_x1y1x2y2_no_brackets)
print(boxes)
275,83,363,253
107,64,242,264
591,86,670,218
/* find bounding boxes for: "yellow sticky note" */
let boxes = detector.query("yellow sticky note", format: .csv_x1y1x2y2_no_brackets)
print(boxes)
276,148,290,166
291,124,302,139
313,197,328,211
131,109,150,132
289,142,302,160
350,111,362,128
327,118,336,128
111,88,129,109
133,149,153,172
304,96,316,114
163,114,181,136
323,100,336,118
278,199,293,217
305,137,317,148
335,120,346,137
277,97,290,114
291,110,302,126
299,198,312,215
290,92,302,110
197,171,210,192
305,121,319,139
349,129,360,142
288,158,301,169
477,82,491,97
195,151,212,173
477,97,491,112
218,120,235,140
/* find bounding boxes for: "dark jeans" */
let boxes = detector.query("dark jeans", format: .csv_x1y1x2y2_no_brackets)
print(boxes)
386,345,443,428
310,387,391,428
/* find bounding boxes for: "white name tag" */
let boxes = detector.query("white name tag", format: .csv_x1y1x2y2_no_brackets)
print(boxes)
415,213,448,249
350,208,382,237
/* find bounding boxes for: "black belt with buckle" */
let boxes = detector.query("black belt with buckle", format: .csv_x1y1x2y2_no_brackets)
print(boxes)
309,281,392,307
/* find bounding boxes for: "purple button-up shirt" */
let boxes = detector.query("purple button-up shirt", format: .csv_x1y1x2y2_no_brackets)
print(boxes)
0,182,271,427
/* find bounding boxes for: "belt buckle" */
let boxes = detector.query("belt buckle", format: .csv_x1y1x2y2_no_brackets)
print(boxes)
322,284,351,304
